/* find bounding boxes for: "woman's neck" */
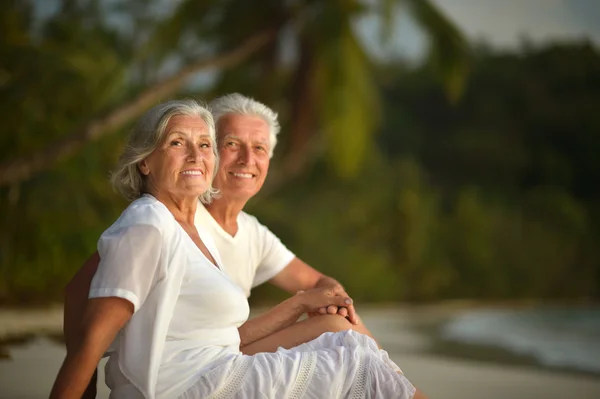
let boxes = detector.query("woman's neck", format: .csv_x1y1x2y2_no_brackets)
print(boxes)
148,191,198,224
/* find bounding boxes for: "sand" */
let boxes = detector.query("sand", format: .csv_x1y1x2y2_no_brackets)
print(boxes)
1,306,599,399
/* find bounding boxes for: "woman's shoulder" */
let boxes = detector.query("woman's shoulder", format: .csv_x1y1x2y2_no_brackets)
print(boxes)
109,195,175,232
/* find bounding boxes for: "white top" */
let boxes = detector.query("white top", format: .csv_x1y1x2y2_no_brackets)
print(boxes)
195,203,295,297
90,195,249,398
89,196,416,399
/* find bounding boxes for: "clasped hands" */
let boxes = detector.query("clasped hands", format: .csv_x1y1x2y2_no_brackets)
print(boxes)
294,283,358,325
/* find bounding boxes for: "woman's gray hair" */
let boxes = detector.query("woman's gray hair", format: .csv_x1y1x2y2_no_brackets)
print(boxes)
209,93,280,158
111,99,219,203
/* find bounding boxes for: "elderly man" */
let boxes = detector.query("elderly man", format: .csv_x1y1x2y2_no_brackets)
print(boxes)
65,94,378,396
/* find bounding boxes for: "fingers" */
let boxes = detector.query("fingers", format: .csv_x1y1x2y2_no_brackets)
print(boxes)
346,303,358,325
300,287,353,315
333,289,357,324
331,294,353,309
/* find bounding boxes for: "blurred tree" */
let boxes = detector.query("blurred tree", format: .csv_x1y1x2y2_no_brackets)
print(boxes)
0,0,469,187
377,41,600,300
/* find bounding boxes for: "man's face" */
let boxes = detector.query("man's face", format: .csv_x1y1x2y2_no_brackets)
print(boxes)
214,113,271,202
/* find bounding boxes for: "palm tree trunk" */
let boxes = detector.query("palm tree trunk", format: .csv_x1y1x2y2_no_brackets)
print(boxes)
283,35,317,177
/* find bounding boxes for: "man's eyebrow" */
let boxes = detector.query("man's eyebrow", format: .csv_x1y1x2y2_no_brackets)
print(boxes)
222,134,242,141
220,134,269,146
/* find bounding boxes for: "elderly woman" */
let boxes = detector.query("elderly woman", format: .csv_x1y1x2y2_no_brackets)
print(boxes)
50,99,418,399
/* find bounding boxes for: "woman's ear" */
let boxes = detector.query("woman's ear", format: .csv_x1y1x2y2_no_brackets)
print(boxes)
138,160,150,176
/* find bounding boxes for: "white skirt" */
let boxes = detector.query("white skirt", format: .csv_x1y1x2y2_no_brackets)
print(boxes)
178,330,416,399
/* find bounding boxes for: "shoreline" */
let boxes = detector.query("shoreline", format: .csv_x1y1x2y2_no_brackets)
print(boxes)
3,303,598,378
2,304,600,399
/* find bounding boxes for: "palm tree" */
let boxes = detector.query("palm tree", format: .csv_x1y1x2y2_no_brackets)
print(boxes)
0,0,469,186
151,0,470,180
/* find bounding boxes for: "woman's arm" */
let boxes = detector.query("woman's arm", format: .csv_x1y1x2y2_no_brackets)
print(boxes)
50,297,133,399
238,287,352,348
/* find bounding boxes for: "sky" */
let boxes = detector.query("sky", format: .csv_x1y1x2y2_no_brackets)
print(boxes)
357,0,600,61
33,0,600,62
434,0,600,48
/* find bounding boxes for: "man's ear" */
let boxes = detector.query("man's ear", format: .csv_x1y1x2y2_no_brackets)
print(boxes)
138,160,150,176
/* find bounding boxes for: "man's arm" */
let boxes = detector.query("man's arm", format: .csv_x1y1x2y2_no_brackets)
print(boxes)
51,297,132,399
63,251,101,399
64,252,100,352
267,257,323,293
268,257,357,324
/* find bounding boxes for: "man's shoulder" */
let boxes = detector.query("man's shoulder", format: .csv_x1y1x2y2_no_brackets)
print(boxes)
238,211,270,235
238,210,260,225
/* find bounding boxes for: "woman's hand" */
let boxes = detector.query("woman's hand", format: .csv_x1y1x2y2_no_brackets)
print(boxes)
293,287,353,315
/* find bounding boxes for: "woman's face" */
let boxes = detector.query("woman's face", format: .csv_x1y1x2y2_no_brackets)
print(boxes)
139,115,215,200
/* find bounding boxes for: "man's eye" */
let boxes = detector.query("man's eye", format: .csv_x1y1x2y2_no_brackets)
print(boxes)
227,142,237,147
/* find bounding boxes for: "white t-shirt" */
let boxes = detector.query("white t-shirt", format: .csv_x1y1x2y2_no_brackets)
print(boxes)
195,203,296,297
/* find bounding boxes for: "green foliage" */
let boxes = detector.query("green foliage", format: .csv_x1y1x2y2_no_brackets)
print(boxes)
0,0,597,305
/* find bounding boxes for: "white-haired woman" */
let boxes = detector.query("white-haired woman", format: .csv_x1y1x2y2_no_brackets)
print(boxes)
50,99,418,399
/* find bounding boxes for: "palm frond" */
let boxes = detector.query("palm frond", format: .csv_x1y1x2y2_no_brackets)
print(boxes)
407,0,470,103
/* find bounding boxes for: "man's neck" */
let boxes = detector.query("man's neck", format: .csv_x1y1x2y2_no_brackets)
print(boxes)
205,197,247,236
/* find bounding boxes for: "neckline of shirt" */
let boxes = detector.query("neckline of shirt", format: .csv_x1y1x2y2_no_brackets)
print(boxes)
196,203,242,244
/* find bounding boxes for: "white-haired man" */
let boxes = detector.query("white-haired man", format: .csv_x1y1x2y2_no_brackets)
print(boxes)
65,94,380,397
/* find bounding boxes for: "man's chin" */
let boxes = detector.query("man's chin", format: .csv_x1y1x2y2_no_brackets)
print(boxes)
219,187,260,201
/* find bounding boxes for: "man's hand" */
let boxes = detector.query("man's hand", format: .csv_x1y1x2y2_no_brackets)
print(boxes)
293,287,353,316
314,277,357,324
267,258,358,325
307,277,358,325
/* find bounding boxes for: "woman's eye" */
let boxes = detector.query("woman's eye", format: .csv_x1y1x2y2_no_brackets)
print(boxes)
200,142,211,148
170,140,182,146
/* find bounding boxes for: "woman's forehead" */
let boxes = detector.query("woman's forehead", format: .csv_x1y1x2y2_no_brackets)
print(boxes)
165,115,209,134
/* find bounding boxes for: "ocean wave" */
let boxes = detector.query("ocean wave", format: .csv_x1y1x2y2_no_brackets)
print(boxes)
440,307,600,374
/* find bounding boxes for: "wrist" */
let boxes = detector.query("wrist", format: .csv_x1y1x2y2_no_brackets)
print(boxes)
286,293,307,316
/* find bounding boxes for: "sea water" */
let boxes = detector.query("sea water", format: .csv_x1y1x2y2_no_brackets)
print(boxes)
440,306,600,374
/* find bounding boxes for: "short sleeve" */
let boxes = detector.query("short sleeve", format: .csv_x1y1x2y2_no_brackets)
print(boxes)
89,224,165,313
251,221,296,288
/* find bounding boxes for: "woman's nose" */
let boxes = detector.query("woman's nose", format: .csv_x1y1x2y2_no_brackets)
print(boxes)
187,145,203,162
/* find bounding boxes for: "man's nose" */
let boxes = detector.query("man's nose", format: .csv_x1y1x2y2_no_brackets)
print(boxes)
237,147,253,165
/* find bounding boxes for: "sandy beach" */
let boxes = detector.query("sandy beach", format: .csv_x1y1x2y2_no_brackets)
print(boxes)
1,305,599,399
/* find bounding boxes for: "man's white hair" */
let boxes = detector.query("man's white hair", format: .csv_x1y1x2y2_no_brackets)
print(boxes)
209,93,280,158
